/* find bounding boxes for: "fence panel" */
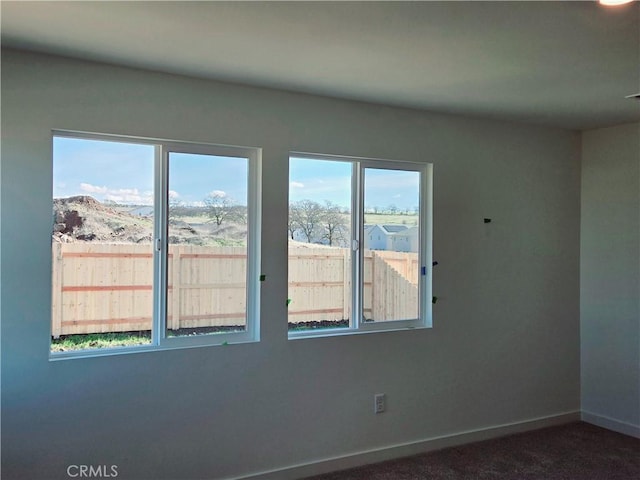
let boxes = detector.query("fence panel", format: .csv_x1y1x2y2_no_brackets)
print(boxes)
171,245,247,329
53,243,154,336
373,250,419,285
52,243,420,336
287,247,348,323
371,252,418,322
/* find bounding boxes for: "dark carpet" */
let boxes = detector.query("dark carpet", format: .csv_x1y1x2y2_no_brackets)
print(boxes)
304,422,639,480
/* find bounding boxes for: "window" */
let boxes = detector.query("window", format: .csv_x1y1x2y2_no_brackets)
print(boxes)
288,153,432,337
51,132,261,357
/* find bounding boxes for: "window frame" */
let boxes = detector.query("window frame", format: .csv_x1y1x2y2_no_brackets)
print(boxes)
50,130,261,360
287,152,433,339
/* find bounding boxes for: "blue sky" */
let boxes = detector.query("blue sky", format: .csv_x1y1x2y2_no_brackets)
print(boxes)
289,157,420,211
53,137,419,210
289,157,352,208
53,137,248,206
53,138,156,204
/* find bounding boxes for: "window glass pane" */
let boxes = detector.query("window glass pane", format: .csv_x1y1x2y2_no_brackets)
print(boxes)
51,137,155,352
167,152,249,337
363,168,420,322
288,158,352,332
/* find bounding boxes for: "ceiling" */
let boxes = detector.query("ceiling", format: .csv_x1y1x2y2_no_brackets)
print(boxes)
1,1,639,130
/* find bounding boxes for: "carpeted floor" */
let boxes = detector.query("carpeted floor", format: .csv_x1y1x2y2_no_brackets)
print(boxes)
304,422,640,480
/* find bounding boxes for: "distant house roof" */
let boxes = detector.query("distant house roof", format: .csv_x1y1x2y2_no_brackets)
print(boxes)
380,224,408,234
391,225,418,237
365,224,410,235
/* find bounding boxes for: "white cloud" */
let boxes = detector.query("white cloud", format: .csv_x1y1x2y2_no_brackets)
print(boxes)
208,190,227,198
290,181,304,188
80,183,153,205
168,190,180,199
80,183,109,194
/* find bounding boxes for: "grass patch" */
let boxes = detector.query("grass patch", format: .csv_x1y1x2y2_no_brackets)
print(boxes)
51,326,246,352
52,321,350,351
287,320,349,332
364,212,418,226
51,331,151,352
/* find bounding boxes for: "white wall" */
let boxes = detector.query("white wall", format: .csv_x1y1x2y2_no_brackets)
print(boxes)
581,122,640,438
1,49,581,480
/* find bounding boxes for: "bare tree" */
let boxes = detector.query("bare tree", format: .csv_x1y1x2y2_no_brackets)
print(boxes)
168,197,184,222
287,207,298,240
321,201,348,246
204,192,236,226
290,199,323,243
230,204,248,224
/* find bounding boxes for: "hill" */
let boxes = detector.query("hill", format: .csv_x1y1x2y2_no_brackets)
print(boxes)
52,196,246,246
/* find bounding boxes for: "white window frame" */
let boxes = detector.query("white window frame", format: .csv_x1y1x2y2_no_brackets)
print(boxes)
288,152,432,339
50,131,261,359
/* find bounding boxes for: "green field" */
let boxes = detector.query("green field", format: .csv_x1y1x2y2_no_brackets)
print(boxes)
363,212,418,226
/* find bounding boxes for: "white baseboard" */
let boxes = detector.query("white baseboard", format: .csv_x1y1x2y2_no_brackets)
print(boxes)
582,410,640,439
233,411,580,480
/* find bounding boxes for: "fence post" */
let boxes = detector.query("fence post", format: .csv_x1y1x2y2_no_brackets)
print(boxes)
343,248,350,321
51,242,63,338
371,252,378,321
171,245,181,330
406,254,411,280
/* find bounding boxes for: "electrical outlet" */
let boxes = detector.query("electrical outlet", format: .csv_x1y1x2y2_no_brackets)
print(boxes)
374,393,386,414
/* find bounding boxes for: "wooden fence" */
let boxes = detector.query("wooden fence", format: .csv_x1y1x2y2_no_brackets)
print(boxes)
287,247,419,323
52,243,418,337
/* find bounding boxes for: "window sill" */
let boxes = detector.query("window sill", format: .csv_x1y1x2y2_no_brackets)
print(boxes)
49,336,258,361
288,323,431,341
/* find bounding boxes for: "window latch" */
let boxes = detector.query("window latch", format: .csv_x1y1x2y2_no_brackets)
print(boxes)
352,240,359,251
155,238,162,252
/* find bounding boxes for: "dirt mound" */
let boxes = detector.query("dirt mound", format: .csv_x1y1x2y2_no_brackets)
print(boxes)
52,196,154,244
52,196,247,246
57,195,102,209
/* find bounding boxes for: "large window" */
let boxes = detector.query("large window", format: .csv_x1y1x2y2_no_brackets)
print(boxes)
288,153,432,336
51,132,261,357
